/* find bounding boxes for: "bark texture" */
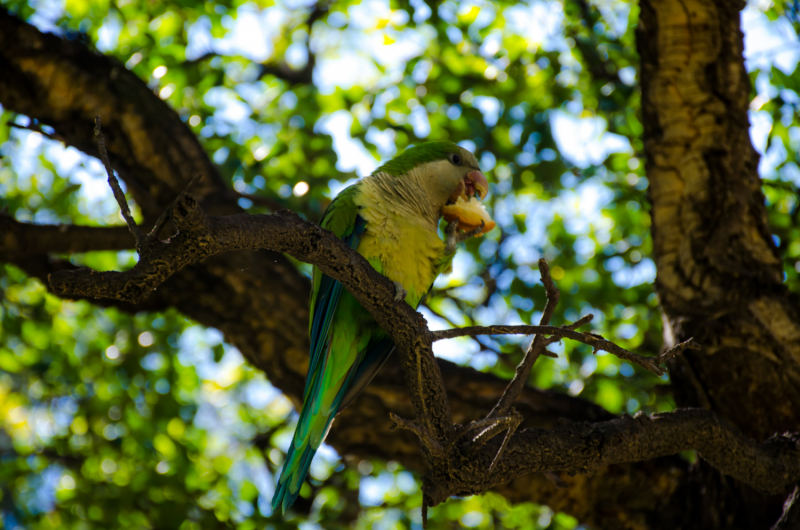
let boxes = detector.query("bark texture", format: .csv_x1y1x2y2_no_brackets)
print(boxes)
639,0,800,527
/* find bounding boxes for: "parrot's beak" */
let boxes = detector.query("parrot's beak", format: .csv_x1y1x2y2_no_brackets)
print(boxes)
448,170,489,204
466,170,489,200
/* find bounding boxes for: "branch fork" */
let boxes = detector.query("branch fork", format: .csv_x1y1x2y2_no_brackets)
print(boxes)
92,116,203,255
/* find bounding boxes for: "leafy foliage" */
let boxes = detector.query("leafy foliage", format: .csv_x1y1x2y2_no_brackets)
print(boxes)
1,0,798,528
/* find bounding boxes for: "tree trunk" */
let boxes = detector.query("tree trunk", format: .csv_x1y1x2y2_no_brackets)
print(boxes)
639,0,800,527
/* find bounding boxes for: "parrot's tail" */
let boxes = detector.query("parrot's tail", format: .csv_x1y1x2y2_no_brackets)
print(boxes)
271,394,340,514
271,340,364,514
271,433,319,514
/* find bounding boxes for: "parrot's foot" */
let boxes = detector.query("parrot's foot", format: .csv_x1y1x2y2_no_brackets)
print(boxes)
457,409,523,473
393,281,407,303
444,220,485,254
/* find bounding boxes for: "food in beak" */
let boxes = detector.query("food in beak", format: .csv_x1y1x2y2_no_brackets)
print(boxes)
441,170,495,233
442,197,496,233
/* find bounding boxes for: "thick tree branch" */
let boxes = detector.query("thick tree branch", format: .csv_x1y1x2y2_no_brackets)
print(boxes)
47,181,800,514
0,215,134,258
49,192,457,445
424,409,800,506
5,254,172,314
0,8,226,216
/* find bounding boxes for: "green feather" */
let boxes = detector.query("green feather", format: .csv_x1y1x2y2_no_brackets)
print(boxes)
273,142,476,514
309,184,360,338
374,141,462,176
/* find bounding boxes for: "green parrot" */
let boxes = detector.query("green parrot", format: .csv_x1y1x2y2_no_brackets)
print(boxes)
271,141,490,513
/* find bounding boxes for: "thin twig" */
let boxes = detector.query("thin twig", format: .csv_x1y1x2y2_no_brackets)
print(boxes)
657,338,701,363
431,324,665,376
423,298,505,359
461,409,524,472
771,483,800,530
488,410,523,472
94,116,144,247
148,174,204,240
463,261,585,472
8,121,63,143
542,314,594,346
453,412,514,449
488,259,559,418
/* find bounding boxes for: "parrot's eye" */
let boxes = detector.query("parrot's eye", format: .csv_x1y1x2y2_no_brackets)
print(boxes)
449,153,462,166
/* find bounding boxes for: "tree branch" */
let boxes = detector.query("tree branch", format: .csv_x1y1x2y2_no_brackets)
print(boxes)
772,484,800,530
47,170,799,518
424,409,800,506
48,190,456,445
487,259,561,418
566,0,623,86
93,116,144,247
0,8,228,217
0,215,135,259
256,2,326,85
431,324,668,376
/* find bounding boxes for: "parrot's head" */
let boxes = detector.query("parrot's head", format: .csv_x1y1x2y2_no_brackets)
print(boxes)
375,141,489,211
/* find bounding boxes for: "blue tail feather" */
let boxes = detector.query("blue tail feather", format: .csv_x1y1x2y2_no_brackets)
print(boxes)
271,342,366,513
271,439,318,514
271,215,378,515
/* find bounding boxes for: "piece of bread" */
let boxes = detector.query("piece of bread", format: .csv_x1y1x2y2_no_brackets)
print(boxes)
441,197,496,233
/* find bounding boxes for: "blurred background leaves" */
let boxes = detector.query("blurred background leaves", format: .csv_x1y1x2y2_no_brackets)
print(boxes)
1,0,799,528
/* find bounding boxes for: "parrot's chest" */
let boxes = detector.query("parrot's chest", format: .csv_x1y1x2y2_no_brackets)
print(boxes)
355,208,444,304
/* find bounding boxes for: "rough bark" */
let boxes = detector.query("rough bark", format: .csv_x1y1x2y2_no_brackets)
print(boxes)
639,0,800,527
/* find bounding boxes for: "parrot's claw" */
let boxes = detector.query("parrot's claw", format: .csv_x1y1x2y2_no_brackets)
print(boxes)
464,221,486,239
393,281,407,303
452,408,522,473
445,219,459,239
444,220,485,254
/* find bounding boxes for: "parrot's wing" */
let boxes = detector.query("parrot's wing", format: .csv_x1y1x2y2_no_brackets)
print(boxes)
306,185,365,398
273,185,366,514
338,246,457,410
339,337,395,410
